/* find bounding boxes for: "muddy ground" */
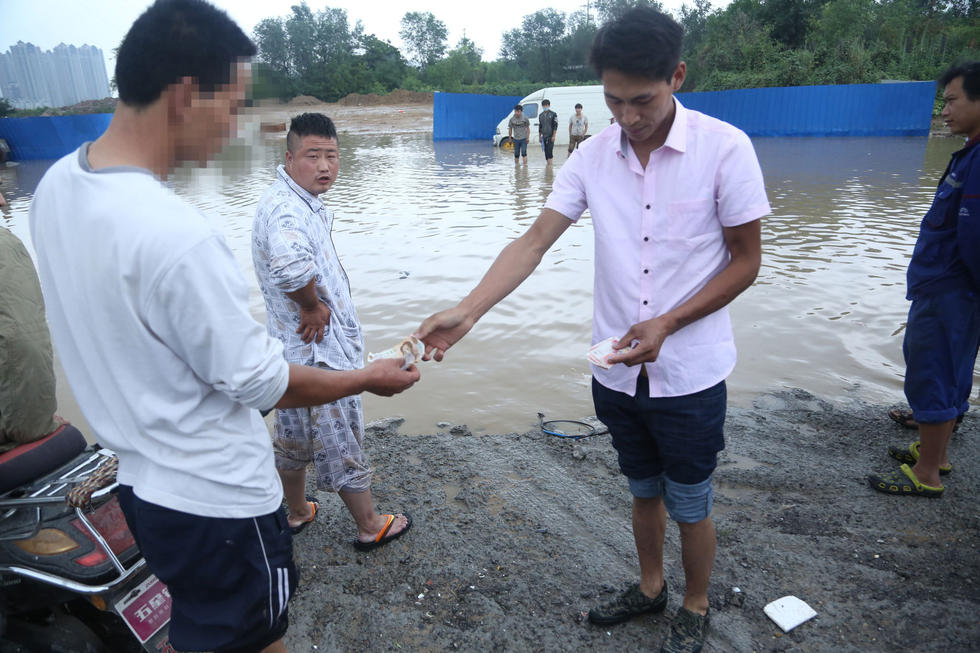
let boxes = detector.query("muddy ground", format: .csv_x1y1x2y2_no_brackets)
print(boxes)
281,390,978,653
248,99,432,136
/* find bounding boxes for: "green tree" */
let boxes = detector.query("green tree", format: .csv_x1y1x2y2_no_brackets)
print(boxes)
595,0,664,24
0,98,12,118
356,35,409,92
500,9,567,81
400,11,448,68
254,17,291,77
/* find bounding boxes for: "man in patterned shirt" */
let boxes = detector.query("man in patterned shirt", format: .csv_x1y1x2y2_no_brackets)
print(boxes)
252,113,411,551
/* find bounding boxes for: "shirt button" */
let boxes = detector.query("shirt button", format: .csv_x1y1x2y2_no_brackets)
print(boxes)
644,269,649,274
643,236,649,242
643,300,648,305
645,204,651,209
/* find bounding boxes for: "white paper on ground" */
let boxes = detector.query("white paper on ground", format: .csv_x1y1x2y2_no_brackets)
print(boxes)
763,595,817,632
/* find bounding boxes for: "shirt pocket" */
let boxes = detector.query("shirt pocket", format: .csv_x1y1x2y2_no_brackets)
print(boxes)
666,199,717,240
923,184,958,230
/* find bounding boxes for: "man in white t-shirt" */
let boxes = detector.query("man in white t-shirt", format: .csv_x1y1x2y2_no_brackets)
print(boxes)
29,2,418,652
568,103,589,154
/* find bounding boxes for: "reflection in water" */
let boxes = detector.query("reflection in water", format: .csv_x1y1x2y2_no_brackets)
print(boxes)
4,129,976,436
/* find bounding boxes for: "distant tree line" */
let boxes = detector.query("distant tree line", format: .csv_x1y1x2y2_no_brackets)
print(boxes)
252,0,978,102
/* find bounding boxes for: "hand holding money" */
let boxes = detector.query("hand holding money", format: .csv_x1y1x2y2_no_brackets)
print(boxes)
368,336,424,370
587,336,635,369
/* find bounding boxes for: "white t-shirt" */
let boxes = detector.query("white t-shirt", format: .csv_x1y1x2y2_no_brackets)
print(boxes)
30,145,290,518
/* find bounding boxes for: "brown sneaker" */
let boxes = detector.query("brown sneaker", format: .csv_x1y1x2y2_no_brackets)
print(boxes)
587,581,668,625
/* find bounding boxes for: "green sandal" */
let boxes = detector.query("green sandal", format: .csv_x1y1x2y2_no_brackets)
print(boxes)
887,441,951,475
868,464,944,498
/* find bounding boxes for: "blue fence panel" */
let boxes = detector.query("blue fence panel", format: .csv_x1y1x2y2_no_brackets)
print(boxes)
0,113,112,161
433,92,524,140
675,82,934,137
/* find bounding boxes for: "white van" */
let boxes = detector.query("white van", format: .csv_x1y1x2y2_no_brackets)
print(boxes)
492,85,613,149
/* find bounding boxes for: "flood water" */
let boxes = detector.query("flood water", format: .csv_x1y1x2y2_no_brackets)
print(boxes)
2,121,976,436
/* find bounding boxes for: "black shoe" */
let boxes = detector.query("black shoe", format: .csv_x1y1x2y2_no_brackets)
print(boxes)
587,581,668,625
660,607,709,653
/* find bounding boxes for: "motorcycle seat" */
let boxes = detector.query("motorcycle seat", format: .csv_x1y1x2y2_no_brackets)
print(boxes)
0,423,87,494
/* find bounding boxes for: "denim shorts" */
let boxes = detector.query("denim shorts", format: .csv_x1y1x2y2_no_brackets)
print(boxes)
117,486,297,653
903,288,980,423
513,138,528,157
593,377,726,521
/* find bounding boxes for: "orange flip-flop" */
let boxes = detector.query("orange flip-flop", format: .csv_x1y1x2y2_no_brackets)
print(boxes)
353,513,412,551
289,496,318,535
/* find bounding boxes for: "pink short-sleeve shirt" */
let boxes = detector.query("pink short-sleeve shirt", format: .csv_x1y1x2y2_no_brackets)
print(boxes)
544,98,770,398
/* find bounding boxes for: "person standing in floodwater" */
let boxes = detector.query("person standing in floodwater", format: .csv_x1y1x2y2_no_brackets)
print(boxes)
569,103,589,155
869,61,980,499
538,99,558,164
509,104,531,165
414,8,768,653
28,2,418,651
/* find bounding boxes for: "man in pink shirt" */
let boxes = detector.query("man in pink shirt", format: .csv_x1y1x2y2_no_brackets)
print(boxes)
415,8,768,653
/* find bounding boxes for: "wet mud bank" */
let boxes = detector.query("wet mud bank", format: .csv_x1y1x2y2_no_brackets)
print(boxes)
284,389,979,652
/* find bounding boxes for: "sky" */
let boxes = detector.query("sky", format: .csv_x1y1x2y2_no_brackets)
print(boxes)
1,0,725,80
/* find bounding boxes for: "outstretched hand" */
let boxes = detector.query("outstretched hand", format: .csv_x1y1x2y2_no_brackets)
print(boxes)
363,357,420,396
605,317,672,367
413,306,475,362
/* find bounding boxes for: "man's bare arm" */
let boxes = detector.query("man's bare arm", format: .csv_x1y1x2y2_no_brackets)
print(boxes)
415,209,571,360
285,277,331,344
275,358,419,408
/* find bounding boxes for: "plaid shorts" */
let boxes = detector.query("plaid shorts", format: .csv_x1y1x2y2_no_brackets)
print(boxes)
273,391,372,493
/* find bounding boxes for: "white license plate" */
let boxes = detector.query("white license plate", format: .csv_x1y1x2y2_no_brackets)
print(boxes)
115,574,171,643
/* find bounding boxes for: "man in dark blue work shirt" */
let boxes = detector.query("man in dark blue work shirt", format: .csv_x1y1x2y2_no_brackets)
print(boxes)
870,61,980,498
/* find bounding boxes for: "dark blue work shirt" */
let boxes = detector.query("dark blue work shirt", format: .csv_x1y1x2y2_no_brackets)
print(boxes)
907,137,980,300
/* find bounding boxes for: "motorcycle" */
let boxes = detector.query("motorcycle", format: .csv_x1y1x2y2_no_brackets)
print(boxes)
0,423,172,652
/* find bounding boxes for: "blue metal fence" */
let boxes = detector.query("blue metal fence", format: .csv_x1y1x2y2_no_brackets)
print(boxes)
433,92,523,140
675,81,935,137
432,82,935,141
0,114,112,161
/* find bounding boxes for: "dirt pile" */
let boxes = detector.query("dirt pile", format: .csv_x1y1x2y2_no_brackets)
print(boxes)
288,95,323,106
336,89,433,106
39,97,117,116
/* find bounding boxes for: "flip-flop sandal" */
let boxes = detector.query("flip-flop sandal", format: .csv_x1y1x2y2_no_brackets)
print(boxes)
288,496,319,535
888,441,951,475
888,408,918,429
353,513,413,552
868,464,944,498
888,409,964,431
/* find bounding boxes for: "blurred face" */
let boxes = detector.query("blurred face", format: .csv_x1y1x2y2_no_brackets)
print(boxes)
602,63,686,148
285,134,339,195
176,62,250,165
515,108,523,118
941,76,980,140
575,107,582,115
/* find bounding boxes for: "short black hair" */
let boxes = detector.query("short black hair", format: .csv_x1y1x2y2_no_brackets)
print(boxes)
939,61,980,101
589,7,683,81
542,99,550,106
287,113,338,152
575,103,583,109
116,0,256,108
514,104,523,111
